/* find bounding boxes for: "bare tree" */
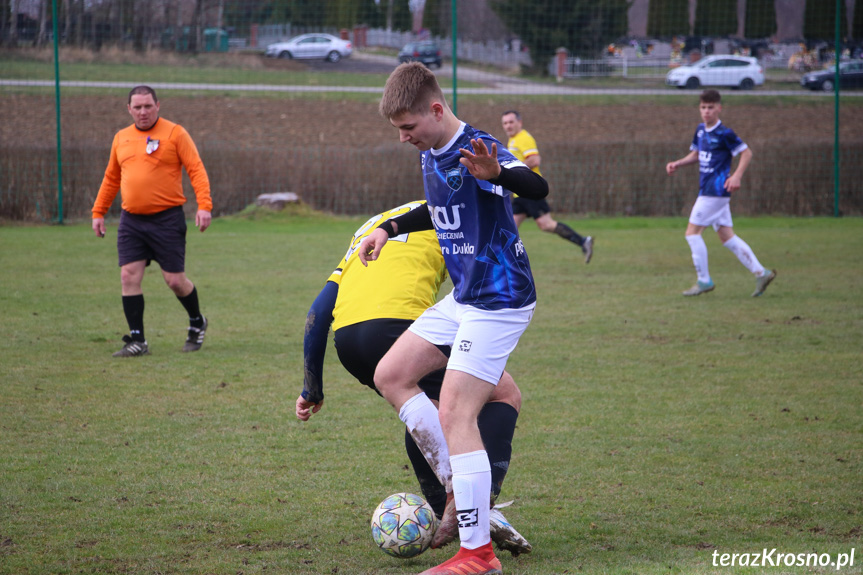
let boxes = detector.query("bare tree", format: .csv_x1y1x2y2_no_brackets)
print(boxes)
37,0,48,47
0,0,8,45
8,0,19,46
74,0,83,46
63,0,71,44
188,0,204,52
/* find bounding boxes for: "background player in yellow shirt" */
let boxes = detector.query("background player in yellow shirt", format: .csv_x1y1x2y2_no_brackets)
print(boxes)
502,110,594,263
295,201,532,557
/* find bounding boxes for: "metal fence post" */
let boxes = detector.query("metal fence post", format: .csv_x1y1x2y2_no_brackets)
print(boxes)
451,0,457,116
52,0,63,224
833,0,841,217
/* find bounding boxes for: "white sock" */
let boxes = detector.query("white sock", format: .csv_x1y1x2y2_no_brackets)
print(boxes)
686,234,711,283
722,235,765,276
451,450,492,550
399,393,451,491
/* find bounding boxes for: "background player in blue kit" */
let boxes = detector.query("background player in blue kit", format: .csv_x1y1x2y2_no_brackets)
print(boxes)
666,89,776,297
359,62,548,574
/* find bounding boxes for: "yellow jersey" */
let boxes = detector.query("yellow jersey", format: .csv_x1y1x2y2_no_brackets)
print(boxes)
329,201,447,331
506,129,542,176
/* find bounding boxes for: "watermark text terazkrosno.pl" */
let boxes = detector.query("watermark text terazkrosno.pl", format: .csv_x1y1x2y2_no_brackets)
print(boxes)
712,548,856,570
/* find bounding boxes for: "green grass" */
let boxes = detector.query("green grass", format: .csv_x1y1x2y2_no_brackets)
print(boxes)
1,215,861,574
6,50,863,105
0,54,467,89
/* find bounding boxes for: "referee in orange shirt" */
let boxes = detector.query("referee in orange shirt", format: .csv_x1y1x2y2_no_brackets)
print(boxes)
92,86,212,357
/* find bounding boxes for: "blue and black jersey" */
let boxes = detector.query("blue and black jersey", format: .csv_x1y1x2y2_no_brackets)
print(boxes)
690,120,748,198
421,122,537,311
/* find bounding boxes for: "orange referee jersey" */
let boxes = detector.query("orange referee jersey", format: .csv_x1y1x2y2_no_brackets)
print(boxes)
92,118,212,218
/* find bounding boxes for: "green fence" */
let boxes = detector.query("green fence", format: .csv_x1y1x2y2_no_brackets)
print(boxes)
1,0,860,222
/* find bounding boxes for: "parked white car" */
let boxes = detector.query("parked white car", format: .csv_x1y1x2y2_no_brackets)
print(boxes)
666,55,764,90
264,33,352,63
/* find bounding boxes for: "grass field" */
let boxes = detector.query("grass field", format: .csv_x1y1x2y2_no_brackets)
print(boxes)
1,213,861,575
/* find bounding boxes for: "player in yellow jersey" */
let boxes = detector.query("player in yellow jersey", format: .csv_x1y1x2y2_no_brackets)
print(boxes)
502,109,594,263
295,201,532,557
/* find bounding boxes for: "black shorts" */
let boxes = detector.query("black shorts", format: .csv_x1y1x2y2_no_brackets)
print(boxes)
333,318,449,402
512,196,551,219
117,206,187,272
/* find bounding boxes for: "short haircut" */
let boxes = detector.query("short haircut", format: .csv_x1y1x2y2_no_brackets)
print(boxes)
379,62,446,119
700,89,721,104
502,110,521,120
129,85,158,104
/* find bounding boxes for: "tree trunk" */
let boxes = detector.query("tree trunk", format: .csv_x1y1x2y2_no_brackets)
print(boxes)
37,0,48,47
63,0,71,45
75,0,83,47
9,0,19,47
189,0,204,53
0,0,7,46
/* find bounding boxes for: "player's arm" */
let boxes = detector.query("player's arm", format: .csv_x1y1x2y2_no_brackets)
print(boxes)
489,163,548,199
522,152,541,171
461,137,548,199
92,135,122,237
725,147,753,193
358,207,433,266
297,281,338,421
666,150,699,175
175,127,213,232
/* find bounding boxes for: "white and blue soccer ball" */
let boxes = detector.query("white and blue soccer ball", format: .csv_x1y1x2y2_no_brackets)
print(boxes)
370,492,437,558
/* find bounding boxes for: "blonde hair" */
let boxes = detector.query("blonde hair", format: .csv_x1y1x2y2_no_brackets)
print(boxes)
379,62,447,119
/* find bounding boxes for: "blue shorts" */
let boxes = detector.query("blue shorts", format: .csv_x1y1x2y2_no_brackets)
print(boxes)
117,206,187,272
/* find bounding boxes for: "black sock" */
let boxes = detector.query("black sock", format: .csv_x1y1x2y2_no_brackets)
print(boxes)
122,294,145,341
177,286,204,328
478,402,519,501
555,222,584,246
405,428,448,518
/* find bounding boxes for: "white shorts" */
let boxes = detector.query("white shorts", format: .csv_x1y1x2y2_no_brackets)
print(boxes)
689,196,733,231
408,290,535,385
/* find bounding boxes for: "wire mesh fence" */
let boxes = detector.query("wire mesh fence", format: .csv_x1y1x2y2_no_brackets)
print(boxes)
1,0,861,222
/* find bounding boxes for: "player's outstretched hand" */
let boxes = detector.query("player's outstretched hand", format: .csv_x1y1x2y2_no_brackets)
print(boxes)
296,395,323,421
358,227,389,267
459,138,501,181
666,161,678,175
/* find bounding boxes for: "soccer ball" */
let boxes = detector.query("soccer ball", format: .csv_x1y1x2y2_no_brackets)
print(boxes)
370,492,437,558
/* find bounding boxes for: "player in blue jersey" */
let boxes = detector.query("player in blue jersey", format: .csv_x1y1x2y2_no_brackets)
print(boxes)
358,62,548,575
666,89,776,297
296,201,532,557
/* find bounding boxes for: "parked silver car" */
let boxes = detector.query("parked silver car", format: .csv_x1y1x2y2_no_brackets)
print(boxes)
265,33,352,63
666,55,764,90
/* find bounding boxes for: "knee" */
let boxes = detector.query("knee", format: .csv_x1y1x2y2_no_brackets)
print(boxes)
437,403,462,437
373,359,406,405
120,268,141,289
538,218,556,232
164,277,186,294
491,373,522,412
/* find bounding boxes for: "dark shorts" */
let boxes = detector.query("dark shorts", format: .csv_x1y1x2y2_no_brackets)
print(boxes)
117,206,187,272
333,318,449,402
512,196,551,219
